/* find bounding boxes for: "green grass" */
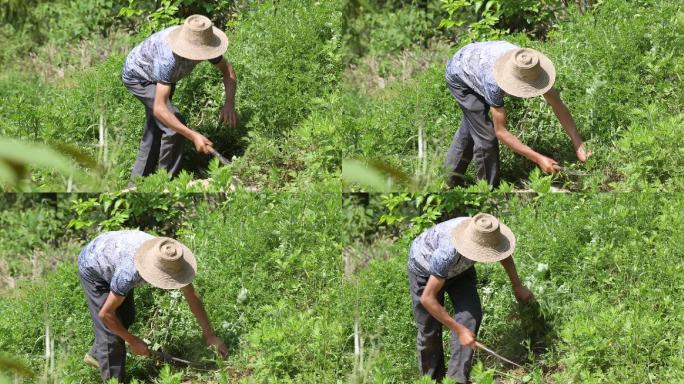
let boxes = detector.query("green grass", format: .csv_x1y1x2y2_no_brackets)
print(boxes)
0,190,345,383
0,0,342,192
340,0,684,192
342,192,684,383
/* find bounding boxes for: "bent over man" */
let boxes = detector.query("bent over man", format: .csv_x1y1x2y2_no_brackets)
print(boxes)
78,230,227,381
445,41,590,187
408,213,533,383
121,15,237,182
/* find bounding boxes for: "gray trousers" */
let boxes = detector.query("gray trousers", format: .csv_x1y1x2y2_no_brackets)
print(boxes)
80,274,136,382
124,81,186,181
409,267,482,383
445,73,501,188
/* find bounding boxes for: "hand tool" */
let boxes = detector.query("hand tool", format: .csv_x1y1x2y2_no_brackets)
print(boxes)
210,148,231,166
152,350,194,366
475,341,523,369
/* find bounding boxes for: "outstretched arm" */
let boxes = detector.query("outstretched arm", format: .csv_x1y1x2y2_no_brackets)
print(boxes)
419,275,476,348
213,57,238,128
491,106,561,173
181,283,228,357
153,83,214,154
499,256,534,304
99,292,150,356
543,88,590,162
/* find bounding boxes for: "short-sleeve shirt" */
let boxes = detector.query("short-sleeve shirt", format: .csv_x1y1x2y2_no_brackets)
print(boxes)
121,26,222,85
408,217,476,279
78,230,155,296
446,41,518,107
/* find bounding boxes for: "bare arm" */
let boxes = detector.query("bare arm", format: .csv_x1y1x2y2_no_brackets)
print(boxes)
181,284,228,357
99,292,150,355
152,83,214,154
213,57,238,128
499,256,534,303
491,106,561,173
543,88,590,162
419,275,476,348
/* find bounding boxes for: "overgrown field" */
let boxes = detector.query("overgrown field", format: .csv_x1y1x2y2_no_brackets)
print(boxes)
0,191,347,383
340,0,684,192
0,0,341,192
342,192,684,383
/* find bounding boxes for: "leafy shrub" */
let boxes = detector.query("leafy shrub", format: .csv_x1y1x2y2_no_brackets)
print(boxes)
607,112,684,191
228,0,343,138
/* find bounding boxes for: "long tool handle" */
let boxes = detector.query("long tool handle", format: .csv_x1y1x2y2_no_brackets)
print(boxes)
210,148,231,166
152,350,193,365
475,341,523,369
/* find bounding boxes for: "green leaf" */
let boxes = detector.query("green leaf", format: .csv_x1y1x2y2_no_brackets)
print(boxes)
342,159,392,192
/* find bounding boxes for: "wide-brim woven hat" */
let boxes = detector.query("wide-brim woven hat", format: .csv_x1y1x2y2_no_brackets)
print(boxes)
493,47,555,98
451,213,516,263
167,15,228,61
134,237,197,289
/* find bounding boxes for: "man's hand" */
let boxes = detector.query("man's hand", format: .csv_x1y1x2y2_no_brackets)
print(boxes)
219,103,237,128
457,327,477,349
192,133,214,155
575,143,592,163
537,155,561,173
205,334,228,358
129,336,151,356
513,284,534,304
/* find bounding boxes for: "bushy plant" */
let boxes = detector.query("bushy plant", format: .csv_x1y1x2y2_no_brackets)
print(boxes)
227,0,343,138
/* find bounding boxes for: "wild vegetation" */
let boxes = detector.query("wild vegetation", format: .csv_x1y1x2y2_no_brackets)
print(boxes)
0,191,343,383
0,0,341,192
343,191,684,383
340,0,684,192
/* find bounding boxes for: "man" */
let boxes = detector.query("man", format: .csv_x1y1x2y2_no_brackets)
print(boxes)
121,14,237,181
78,230,228,381
408,213,533,383
444,41,590,187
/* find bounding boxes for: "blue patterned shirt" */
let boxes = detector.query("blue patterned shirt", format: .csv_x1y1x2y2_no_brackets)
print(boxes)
446,41,518,107
78,230,154,296
121,27,222,85
408,217,476,279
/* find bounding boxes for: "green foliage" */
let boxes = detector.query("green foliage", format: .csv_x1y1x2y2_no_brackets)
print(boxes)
123,0,182,34
0,0,342,192
229,0,342,138
439,0,505,42
155,364,183,384
0,137,83,190
469,360,496,384
608,112,684,191
0,190,343,382
343,192,684,382
340,0,684,192
0,353,34,378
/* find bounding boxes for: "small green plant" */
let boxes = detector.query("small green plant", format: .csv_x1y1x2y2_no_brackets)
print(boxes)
155,365,183,384
439,0,505,42
469,360,496,384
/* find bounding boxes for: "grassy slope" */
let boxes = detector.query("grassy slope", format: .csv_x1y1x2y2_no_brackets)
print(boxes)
0,189,344,383
0,0,342,192
345,193,684,383
340,0,684,191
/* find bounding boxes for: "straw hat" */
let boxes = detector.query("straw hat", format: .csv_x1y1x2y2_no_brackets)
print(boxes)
451,213,516,263
134,237,197,289
493,48,555,98
167,15,228,61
